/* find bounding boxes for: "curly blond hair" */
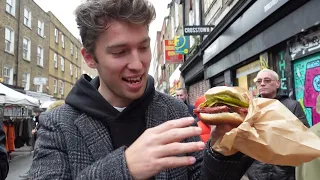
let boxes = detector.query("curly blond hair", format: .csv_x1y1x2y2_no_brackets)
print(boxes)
47,100,65,111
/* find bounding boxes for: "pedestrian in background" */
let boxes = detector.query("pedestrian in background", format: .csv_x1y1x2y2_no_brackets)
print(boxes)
175,87,197,118
0,121,9,180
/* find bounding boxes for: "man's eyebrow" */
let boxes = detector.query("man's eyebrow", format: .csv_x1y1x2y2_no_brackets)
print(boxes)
106,37,151,50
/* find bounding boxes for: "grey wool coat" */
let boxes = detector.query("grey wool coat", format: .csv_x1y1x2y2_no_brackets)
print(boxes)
29,91,252,179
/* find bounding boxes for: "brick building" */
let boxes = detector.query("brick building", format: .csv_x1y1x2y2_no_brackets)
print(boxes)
47,11,82,100
0,0,49,93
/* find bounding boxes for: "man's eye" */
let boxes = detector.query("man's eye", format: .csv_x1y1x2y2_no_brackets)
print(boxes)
140,46,149,51
265,79,271,83
112,51,125,55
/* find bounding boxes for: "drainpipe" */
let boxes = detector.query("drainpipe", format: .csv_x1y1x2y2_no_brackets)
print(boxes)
199,0,204,42
15,0,22,86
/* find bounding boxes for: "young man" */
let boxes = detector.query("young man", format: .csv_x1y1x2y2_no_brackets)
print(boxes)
0,122,8,180
175,87,196,118
29,0,253,179
245,68,309,180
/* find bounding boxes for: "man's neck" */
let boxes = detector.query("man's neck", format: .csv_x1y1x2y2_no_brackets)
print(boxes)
261,93,277,99
98,80,132,107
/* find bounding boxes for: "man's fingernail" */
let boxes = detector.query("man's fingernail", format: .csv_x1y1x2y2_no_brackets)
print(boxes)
190,157,196,164
198,142,205,149
195,127,202,134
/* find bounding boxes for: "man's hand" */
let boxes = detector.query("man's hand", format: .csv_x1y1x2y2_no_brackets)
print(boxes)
210,124,237,145
125,117,205,180
31,129,37,135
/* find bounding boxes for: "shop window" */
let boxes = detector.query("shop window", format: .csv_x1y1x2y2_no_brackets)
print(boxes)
236,60,261,97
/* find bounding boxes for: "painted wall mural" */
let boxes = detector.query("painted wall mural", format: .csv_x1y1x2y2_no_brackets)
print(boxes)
293,54,320,126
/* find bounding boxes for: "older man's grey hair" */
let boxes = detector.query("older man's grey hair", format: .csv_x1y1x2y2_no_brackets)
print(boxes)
254,69,279,82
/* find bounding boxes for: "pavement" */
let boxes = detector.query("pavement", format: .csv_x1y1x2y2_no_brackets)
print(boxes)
6,146,33,180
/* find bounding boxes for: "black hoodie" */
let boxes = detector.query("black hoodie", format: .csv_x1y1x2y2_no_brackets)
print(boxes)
66,74,155,149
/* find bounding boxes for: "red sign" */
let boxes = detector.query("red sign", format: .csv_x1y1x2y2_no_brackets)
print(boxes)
164,40,183,64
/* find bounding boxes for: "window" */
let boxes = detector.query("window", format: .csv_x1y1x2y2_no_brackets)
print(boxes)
37,20,44,37
22,73,30,90
75,67,78,78
70,43,73,55
75,48,78,59
60,56,64,71
236,60,261,97
204,0,215,13
174,2,179,30
59,80,64,95
5,27,14,53
3,67,13,85
37,46,44,66
61,34,65,48
54,28,59,43
171,17,175,38
36,85,43,93
54,53,58,68
70,64,73,76
53,79,57,93
6,0,15,16
23,38,31,60
24,8,32,28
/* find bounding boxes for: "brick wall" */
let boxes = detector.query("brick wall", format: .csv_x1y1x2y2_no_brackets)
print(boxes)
188,79,210,106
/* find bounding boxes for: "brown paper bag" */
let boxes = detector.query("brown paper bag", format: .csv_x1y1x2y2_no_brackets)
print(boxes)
213,97,320,166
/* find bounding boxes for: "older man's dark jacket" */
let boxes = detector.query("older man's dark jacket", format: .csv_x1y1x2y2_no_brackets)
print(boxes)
245,93,309,180
0,122,9,180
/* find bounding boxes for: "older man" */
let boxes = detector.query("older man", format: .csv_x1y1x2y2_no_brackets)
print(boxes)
245,68,309,180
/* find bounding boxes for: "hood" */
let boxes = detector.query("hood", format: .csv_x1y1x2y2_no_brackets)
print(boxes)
65,74,155,123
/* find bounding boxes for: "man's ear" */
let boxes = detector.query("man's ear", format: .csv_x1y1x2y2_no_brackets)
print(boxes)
276,80,280,89
81,47,97,69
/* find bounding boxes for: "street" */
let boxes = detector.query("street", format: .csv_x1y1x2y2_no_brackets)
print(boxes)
6,147,33,180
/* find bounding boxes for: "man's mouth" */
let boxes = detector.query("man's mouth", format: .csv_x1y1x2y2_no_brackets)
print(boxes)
122,76,142,84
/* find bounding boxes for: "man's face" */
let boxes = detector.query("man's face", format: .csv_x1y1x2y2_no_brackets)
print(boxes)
255,71,280,98
82,20,151,106
34,112,40,117
175,90,187,102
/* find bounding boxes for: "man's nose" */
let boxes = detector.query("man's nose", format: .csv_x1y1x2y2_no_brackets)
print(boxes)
128,51,143,70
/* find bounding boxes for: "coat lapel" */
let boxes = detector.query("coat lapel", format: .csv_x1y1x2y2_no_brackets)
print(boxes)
73,113,114,160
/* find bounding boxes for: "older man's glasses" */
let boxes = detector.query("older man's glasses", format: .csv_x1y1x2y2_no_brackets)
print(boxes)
255,79,276,85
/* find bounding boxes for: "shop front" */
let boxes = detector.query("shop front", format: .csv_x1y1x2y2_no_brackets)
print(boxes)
269,24,320,126
235,60,261,97
204,0,314,86
169,64,182,96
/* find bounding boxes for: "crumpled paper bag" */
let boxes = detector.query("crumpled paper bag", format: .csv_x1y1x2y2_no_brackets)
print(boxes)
213,96,320,166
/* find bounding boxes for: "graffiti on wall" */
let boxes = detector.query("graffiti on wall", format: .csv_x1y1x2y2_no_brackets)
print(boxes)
293,55,320,126
289,28,320,60
274,49,294,97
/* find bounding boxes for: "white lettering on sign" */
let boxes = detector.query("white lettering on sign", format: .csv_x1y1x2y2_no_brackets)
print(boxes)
184,27,211,34
264,0,279,12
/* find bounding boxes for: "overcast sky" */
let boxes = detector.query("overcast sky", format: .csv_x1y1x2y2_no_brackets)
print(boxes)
34,0,171,75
